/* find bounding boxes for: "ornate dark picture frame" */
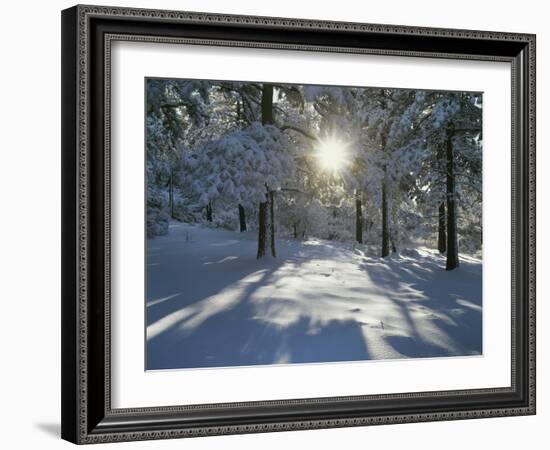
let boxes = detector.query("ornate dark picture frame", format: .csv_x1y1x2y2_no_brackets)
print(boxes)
61,4,536,444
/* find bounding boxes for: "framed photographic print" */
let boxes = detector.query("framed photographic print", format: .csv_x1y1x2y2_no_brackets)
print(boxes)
61,4,536,444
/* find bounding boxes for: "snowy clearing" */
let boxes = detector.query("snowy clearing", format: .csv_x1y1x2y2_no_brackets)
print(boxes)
146,222,482,370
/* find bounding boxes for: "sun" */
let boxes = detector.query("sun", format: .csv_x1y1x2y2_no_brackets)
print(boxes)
316,137,348,171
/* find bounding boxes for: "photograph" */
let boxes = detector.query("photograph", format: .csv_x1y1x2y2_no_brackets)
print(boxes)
145,78,483,371
57,3,536,444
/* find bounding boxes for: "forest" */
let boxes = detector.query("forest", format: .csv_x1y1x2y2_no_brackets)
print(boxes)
147,79,482,268
145,78,483,370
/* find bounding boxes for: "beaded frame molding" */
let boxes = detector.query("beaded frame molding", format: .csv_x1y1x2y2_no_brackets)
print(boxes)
61,4,536,444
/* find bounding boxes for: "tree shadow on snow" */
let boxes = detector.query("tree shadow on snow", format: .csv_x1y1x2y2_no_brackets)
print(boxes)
357,251,482,358
146,231,371,369
147,314,369,370
146,223,481,369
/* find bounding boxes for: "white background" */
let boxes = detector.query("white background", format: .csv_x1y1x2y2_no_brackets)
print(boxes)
0,0,546,449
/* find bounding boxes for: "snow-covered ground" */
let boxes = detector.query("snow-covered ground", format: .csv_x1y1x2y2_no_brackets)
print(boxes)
146,222,482,370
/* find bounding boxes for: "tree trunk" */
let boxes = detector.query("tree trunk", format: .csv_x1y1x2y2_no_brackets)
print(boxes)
168,170,175,219
445,122,459,270
206,202,213,222
261,83,274,125
256,192,275,259
238,204,246,232
355,191,363,244
438,202,447,253
256,201,268,259
381,180,390,257
390,232,397,254
257,83,275,259
236,99,247,233
269,191,276,257
390,200,398,254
